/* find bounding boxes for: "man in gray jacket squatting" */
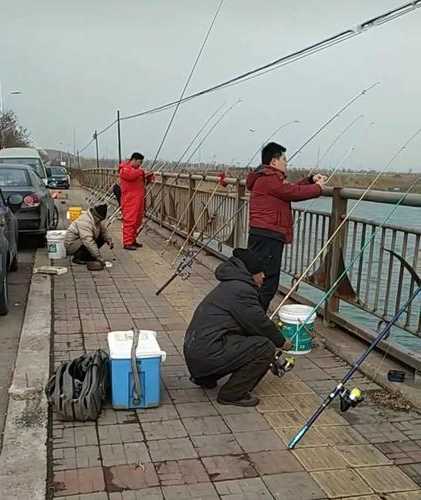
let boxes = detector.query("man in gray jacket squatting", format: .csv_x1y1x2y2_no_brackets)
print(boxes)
184,248,291,407
64,204,113,268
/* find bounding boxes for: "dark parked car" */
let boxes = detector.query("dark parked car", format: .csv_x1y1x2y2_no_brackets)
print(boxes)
0,164,59,238
47,166,70,189
0,189,22,315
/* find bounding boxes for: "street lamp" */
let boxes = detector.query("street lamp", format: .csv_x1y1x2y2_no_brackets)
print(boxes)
0,81,23,114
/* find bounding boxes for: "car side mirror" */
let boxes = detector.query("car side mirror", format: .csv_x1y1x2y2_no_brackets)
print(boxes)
7,194,23,213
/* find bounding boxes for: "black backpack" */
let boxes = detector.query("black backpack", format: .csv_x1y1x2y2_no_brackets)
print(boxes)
45,350,109,421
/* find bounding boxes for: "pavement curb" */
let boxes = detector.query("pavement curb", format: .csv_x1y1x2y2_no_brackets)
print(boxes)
0,249,51,500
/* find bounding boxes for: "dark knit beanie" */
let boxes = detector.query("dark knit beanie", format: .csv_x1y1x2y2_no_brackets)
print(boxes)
91,204,107,220
232,248,266,275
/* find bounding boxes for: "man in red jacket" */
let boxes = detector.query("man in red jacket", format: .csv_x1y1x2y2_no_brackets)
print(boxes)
119,152,153,250
246,142,325,311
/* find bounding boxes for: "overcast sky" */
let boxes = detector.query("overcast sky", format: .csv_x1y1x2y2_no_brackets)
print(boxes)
2,0,421,171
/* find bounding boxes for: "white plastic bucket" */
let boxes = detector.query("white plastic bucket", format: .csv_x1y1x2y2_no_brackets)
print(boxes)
47,230,67,259
278,304,316,355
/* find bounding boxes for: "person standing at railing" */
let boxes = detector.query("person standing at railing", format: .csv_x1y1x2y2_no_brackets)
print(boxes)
246,142,326,312
119,152,154,250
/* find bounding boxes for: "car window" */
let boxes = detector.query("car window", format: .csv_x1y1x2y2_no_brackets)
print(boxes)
0,158,45,178
29,170,45,190
50,167,67,175
0,168,31,187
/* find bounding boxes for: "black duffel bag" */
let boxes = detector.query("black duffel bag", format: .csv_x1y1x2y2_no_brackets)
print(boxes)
45,350,109,421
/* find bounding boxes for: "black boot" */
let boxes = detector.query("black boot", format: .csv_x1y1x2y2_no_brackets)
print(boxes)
217,393,259,407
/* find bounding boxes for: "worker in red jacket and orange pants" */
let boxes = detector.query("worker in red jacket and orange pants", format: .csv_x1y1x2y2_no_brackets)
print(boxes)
119,152,154,250
246,142,326,311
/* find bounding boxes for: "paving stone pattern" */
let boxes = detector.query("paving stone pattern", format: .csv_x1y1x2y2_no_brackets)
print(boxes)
49,191,421,499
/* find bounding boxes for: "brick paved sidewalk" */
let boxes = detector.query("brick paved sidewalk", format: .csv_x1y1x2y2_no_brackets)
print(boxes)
49,193,421,499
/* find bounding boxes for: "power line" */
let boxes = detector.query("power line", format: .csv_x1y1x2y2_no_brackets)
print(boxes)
79,1,421,155
120,1,421,122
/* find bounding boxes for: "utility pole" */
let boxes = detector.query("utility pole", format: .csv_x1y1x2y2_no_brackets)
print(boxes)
94,130,99,169
117,109,122,164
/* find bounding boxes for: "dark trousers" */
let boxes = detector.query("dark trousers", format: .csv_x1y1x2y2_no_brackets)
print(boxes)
195,338,275,401
113,184,121,207
73,237,105,262
248,233,284,312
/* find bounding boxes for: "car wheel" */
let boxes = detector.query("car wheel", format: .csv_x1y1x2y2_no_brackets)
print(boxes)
49,205,59,230
10,254,18,272
0,270,9,316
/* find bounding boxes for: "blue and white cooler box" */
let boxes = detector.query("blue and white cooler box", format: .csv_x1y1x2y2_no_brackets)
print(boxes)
108,330,166,409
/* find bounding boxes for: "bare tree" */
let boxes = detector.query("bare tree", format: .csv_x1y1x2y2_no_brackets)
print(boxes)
0,110,31,149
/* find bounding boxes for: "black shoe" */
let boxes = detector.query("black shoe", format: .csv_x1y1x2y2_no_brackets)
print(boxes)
217,394,260,407
134,242,143,248
190,376,217,389
123,245,137,251
72,258,87,265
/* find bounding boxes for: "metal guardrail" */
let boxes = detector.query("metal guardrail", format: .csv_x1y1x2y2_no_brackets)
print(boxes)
73,166,421,370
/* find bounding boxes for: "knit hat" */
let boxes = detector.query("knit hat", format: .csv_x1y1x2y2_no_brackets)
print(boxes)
91,204,107,220
232,248,266,275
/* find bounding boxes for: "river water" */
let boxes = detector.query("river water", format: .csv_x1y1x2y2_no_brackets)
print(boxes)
281,197,421,351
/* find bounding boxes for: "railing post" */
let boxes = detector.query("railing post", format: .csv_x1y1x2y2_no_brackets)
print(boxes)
324,187,348,326
187,173,195,233
234,180,246,247
160,174,166,226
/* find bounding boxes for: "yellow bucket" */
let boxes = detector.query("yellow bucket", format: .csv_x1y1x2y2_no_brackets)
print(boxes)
67,206,83,222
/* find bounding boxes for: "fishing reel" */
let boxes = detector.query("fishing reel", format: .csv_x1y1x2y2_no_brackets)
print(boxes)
339,387,364,412
270,351,296,378
175,248,194,280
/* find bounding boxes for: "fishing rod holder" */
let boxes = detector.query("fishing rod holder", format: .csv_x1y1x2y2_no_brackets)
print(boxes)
339,387,364,412
175,248,194,280
270,352,295,378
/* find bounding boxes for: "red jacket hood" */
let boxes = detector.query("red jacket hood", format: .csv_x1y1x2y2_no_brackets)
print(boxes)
246,165,286,190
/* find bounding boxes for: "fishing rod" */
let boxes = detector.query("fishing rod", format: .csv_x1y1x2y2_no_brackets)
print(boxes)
104,161,165,227
171,173,230,266
153,94,378,295
172,148,350,268
156,88,370,259
245,120,301,168
289,83,378,162
88,182,115,206
155,198,247,295
139,99,242,236
110,0,225,230
288,284,421,449
148,0,225,172
162,171,228,254
119,1,421,123
317,114,365,167
280,174,421,351
280,172,421,341
269,126,421,321
77,0,419,158
270,173,421,448
159,101,243,249
155,149,347,295
105,103,227,226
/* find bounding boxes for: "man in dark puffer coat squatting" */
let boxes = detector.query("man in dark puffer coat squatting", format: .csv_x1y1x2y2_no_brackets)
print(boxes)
183,248,292,407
